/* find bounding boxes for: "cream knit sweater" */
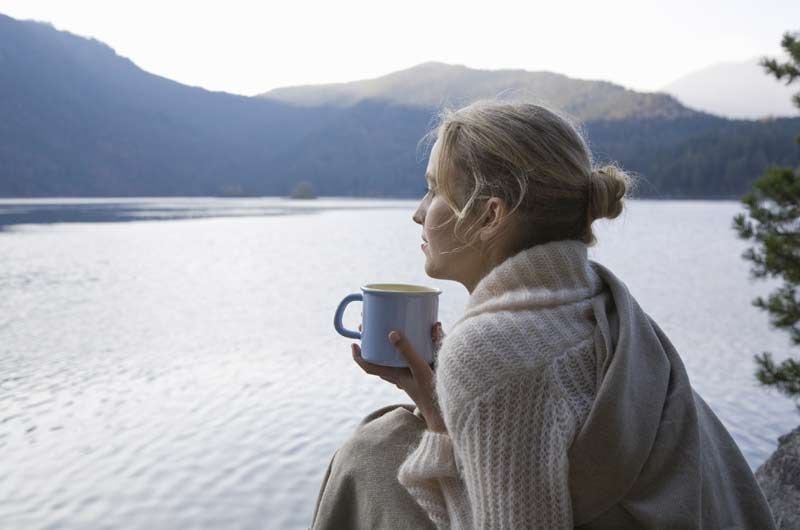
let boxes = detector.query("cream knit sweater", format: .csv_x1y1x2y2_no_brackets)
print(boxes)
397,239,604,529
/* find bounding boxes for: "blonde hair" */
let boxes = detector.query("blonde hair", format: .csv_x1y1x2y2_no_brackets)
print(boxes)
421,99,637,253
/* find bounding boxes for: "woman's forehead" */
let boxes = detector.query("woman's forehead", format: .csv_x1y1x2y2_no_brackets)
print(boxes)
425,139,441,177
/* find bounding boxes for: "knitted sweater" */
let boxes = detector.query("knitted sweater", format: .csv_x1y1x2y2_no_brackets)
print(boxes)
397,239,604,529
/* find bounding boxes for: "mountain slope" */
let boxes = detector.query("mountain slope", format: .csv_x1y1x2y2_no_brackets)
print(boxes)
662,57,798,119
0,13,341,196
259,61,698,121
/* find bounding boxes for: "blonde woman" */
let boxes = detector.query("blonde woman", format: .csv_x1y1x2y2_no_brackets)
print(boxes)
311,100,776,529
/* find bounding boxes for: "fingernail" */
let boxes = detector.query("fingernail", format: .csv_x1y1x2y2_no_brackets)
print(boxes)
389,331,399,343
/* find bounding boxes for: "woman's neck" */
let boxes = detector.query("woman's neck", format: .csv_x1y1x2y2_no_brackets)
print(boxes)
460,242,519,295
453,239,604,330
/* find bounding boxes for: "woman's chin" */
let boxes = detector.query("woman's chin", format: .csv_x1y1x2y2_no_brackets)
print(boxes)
423,259,446,280
423,259,438,278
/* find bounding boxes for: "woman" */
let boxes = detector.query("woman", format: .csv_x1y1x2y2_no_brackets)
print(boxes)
310,100,776,529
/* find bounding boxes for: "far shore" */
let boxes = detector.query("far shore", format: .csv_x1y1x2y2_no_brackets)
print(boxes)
0,195,750,202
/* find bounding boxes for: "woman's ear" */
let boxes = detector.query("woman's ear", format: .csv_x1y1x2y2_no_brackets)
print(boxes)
478,198,509,242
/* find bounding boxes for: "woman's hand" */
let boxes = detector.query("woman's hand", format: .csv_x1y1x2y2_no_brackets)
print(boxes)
352,323,447,433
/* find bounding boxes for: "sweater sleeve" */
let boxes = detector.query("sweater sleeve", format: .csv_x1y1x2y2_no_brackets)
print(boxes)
398,371,576,529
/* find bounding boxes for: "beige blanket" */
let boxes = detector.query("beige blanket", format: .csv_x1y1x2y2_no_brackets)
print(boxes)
570,260,777,528
310,403,435,530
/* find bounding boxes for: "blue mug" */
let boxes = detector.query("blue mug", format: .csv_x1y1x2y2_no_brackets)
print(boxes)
334,283,441,367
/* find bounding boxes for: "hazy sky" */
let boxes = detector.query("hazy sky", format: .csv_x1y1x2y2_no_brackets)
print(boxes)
1,0,797,96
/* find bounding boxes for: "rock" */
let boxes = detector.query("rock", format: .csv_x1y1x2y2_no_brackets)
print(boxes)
756,424,800,529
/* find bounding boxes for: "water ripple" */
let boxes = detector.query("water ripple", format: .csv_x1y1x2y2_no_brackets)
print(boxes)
0,199,797,530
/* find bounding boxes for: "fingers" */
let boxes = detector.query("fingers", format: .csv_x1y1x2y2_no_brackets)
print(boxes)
389,330,430,380
351,343,408,383
431,322,444,344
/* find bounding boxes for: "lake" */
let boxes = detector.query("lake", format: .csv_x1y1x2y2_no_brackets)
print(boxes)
1,197,797,530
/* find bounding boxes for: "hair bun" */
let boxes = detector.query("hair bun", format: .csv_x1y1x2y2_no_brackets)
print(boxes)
588,164,631,221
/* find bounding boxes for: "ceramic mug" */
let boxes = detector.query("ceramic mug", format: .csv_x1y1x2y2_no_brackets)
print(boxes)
334,283,441,367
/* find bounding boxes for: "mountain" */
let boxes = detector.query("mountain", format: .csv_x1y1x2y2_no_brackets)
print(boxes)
662,57,798,119
1,13,799,199
0,13,343,196
259,61,697,121
259,62,800,199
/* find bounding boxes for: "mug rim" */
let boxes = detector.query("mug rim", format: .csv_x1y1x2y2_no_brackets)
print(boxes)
362,282,441,294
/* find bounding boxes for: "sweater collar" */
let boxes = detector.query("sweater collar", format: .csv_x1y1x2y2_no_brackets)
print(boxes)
453,239,604,330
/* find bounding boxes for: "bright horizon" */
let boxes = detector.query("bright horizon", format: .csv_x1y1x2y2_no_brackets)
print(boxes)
0,0,797,96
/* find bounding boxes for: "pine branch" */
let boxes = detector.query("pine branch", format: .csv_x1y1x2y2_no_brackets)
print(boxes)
755,352,800,399
759,31,800,117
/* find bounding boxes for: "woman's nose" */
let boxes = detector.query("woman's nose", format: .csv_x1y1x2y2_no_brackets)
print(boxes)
412,207,424,225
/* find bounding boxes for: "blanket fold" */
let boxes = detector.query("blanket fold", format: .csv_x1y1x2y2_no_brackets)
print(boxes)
572,260,777,528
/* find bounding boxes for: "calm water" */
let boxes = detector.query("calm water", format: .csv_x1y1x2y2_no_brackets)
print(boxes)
1,197,797,530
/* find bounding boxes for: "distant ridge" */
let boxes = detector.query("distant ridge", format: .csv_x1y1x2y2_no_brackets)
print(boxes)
662,57,799,119
0,12,341,197
1,12,799,199
259,61,698,121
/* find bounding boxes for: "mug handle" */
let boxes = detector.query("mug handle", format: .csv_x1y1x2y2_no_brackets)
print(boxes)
334,293,363,339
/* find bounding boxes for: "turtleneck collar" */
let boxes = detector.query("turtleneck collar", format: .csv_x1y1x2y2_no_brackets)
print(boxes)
453,239,604,331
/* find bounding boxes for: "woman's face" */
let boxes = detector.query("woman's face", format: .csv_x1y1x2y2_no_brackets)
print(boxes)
412,139,477,284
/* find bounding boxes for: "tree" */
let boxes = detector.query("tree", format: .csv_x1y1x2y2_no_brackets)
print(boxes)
733,30,800,406
290,181,317,199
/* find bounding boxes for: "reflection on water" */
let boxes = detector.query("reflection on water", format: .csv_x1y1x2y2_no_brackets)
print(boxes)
0,197,415,229
0,198,796,530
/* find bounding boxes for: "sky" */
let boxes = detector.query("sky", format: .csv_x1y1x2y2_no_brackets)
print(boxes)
0,0,797,96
